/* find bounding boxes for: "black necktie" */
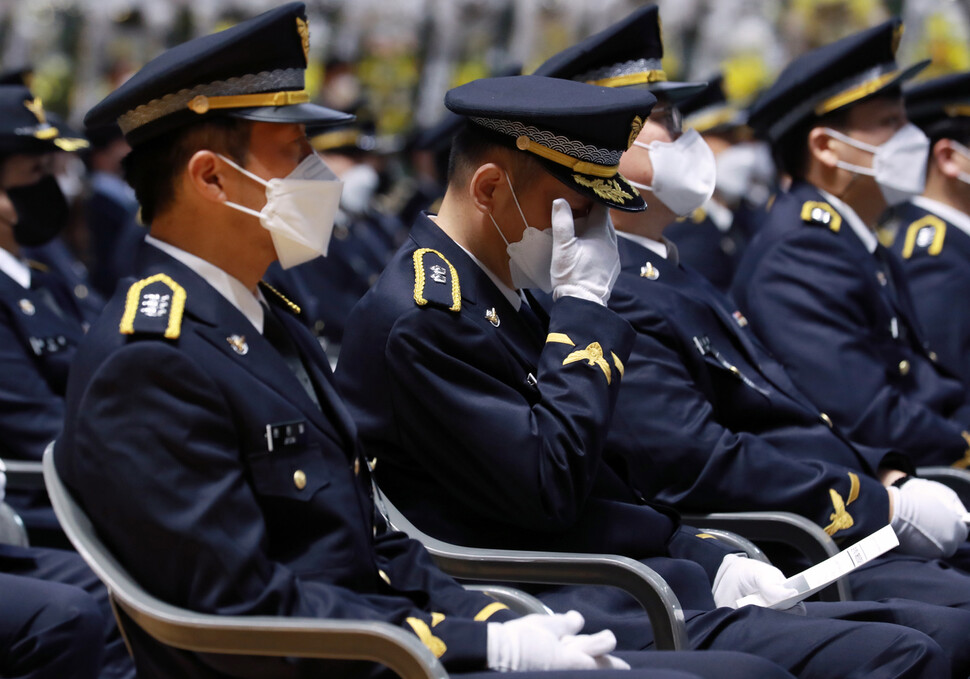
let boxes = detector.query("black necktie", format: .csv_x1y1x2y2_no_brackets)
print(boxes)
261,303,320,409
29,270,67,320
518,293,547,345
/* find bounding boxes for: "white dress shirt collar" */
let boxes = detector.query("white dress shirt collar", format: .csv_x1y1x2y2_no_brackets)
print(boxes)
0,247,30,289
145,235,265,333
818,188,877,254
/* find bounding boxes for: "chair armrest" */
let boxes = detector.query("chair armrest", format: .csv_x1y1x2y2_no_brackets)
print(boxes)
0,459,46,490
462,584,552,616
380,492,687,650
114,599,447,679
694,528,770,563
43,446,447,679
682,512,849,602
916,467,970,506
0,502,28,547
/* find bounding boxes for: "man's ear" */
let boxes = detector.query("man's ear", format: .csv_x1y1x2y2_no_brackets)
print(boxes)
933,138,961,179
185,150,230,204
808,126,840,170
469,163,504,215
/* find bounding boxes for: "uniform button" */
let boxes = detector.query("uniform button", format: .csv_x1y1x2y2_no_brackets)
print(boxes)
354,458,360,476
74,284,89,299
378,569,391,585
820,412,833,428
293,470,307,490
928,351,939,362
898,360,911,376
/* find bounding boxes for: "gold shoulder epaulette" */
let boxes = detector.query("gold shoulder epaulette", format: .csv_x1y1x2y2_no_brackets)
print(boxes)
413,248,460,312
900,215,946,259
800,201,842,232
258,281,302,315
119,273,186,339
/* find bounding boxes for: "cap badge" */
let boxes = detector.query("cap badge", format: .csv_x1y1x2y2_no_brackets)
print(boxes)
227,334,249,355
640,262,659,280
24,97,46,124
296,17,310,63
627,115,644,149
485,308,500,327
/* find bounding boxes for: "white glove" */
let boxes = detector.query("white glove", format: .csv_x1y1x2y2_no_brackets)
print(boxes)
889,478,968,558
712,553,799,609
550,199,621,306
486,610,630,672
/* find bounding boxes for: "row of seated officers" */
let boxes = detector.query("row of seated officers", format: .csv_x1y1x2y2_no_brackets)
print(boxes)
5,2,970,678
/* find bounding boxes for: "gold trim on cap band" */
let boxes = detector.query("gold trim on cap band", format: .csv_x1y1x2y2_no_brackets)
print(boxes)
187,89,310,115
515,135,618,178
586,70,668,88
311,128,360,151
815,71,900,116
945,104,970,117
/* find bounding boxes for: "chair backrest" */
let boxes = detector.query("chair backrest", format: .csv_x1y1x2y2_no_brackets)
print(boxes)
42,443,447,679
0,502,28,547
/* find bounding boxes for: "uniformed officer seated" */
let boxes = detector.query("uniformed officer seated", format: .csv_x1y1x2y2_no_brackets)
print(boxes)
54,5,766,679
529,10,970,673
884,71,970,397
0,85,99,540
335,11,950,676
731,19,970,469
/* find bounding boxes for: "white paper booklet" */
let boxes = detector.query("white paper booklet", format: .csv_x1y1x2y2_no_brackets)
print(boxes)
736,524,899,609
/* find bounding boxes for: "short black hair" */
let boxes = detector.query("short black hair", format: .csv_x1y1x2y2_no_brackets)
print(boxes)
924,117,970,156
773,107,851,180
446,122,541,191
121,116,251,224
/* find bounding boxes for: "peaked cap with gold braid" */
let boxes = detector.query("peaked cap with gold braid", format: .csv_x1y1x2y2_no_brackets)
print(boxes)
84,2,352,146
445,75,655,211
749,18,929,143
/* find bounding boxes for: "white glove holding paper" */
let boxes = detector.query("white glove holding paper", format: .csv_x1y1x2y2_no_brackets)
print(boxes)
713,553,800,610
550,199,621,306
487,610,630,672
889,479,968,558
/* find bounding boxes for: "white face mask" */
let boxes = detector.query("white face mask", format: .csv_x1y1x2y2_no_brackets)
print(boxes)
948,140,970,186
339,163,380,214
489,173,554,292
712,142,776,207
627,128,717,217
823,123,929,206
219,152,344,269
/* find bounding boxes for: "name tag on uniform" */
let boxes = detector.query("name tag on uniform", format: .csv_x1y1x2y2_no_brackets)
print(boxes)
265,420,307,452
29,335,68,356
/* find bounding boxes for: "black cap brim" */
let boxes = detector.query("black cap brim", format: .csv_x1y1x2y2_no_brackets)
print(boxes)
228,102,354,127
647,81,709,104
540,159,645,212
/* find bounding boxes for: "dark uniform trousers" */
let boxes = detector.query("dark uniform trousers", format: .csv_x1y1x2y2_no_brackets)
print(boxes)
888,200,970,402
336,214,950,679
53,243,788,679
607,236,970,674
731,182,970,468
0,544,135,679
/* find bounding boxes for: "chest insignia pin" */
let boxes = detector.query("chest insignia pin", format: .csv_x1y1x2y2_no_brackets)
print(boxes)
485,308,500,327
227,334,249,355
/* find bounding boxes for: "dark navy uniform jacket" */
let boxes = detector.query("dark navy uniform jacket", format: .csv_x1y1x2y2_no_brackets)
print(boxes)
663,208,743,293
607,236,891,544
0,261,88,461
889,199,970,399
336,215,736,605
731,182,970,467
55,244,515,678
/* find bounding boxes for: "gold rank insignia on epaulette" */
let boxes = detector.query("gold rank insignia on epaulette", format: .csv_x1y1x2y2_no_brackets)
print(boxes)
119,273,186,339
25,259,49,273
824,472,860,537
801,201,842,233
413,248,460,312
258,281,302,315
900,215,946,259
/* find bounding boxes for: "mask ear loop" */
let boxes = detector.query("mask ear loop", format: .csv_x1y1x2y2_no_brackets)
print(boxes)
628,141,656,192
504,172,531,231
217,153,269,218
